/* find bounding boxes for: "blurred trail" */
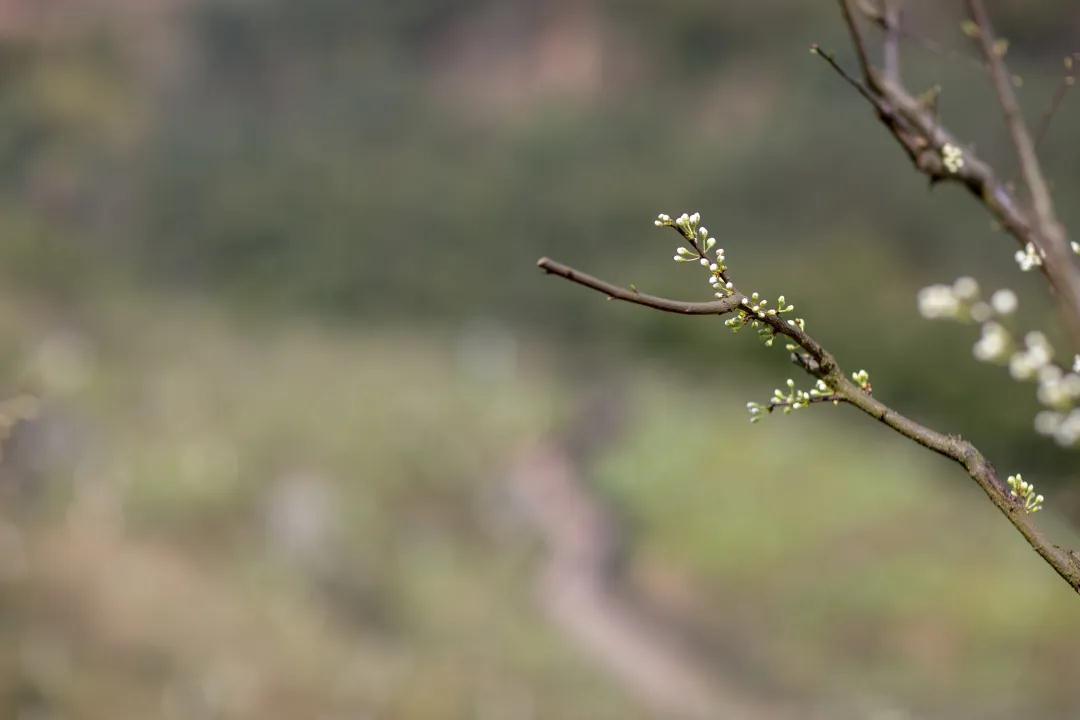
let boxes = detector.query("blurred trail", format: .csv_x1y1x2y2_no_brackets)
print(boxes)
509,394,793,720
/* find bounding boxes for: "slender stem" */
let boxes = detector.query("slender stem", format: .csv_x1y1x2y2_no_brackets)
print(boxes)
765,395,847,414
966,0,1056,241
536,258,741,316
882,0,903,84
1034,74,1074,149
810,45,878,105
538,257,1080,594
837,0,873,82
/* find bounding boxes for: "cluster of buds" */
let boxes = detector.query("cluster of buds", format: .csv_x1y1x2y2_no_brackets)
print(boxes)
725,293,799,346
851,369,871,391
1007,473,1044,513
708,254,734,296
1015,234,1080,273
1015,242,1044,272
941,143,964,174
742,293,795,320
657,212,734,298
656,210,860,424
657,211,801,343
747,379,837,422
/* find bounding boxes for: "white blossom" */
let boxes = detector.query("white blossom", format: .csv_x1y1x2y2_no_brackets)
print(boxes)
973,322,1010,363
1035,410,1063,436
942,143,965,173
917,284,961,319
1024,332,1053,367
990,289,1017,315
1015,242,1043,271
1010,354,1038,380
1009,332,1054,380
952,276,979,301
1053,410,1080,446
970,302,993,322
1036,364,1080,408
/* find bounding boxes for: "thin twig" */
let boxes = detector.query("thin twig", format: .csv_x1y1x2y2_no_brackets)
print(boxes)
857,3,982,72
881,0,903,84
765,395,848,414
536,258,741,316
966,0,1058,241
810,45,879,106
838,0,873,82
538,258,1080,594
896,25,984,71
1034,69,1075,149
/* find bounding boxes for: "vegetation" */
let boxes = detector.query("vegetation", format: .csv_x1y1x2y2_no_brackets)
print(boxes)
2,0,1080,716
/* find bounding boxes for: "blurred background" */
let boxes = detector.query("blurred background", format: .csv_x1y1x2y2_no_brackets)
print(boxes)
1,1,1080,718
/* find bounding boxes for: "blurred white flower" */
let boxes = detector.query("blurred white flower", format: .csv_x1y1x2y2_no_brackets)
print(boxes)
990,289,1017,315
973,322,1010,363
917,284,960,319
1035,410,1063,436
952,276,979,300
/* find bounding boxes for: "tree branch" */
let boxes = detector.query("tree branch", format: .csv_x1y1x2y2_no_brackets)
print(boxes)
966,0,1061,245
536,258,741,316
538,258,1080,594
817,2,1080,347
1034,68,1075,149
812,46,1036,263
838,0,873,83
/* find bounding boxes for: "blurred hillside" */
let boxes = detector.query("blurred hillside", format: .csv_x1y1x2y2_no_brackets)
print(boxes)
3,0,1080,471
2,1,1080,718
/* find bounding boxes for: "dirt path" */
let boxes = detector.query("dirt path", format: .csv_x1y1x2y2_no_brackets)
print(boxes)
508,392,795,719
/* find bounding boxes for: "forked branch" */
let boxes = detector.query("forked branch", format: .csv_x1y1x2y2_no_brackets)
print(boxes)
830,0,1080,346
